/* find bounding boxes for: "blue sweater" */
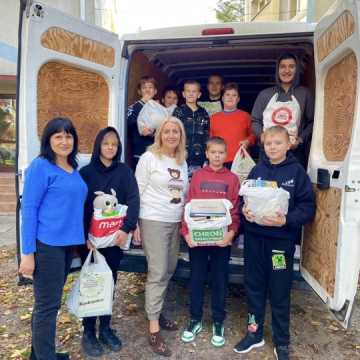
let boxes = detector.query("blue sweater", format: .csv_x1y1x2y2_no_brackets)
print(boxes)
21,157,88,254
243,153,315,240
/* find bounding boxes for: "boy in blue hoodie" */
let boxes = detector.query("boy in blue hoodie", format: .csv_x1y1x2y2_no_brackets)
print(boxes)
233,126,315,360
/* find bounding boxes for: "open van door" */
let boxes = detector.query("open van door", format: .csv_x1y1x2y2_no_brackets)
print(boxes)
301,0,360,328
16,1,122,268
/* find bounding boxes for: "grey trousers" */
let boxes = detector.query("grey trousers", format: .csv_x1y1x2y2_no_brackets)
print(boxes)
140,219,180,321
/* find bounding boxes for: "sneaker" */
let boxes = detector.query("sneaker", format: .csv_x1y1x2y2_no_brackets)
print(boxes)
81,330,104,357
233,332,265,354
211,322,225,347
181,319,202,343
99,327,122,352
274,345,290,360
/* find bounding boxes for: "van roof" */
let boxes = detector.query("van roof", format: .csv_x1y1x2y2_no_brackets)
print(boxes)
121,21,316,41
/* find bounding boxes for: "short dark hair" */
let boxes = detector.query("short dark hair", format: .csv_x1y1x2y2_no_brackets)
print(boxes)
223,82,239,96
162,86,179,99
40,117,79,169
208,74,224,84
278,52,297,64
206,136,227,151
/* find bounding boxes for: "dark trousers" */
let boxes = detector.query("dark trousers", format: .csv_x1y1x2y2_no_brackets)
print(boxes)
244,231,295,346
189,245,231,323
79,245,123,332
30,241,73,360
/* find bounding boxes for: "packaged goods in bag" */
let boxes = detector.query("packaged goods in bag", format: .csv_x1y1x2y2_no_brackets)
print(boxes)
67,249,114,318
88,189,132,250
239,180,290,224
137,100,168,133
231,147,256,184
184,199,233,246
198,101,222,116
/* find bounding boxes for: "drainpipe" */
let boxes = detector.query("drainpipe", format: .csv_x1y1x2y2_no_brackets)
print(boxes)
307,0,316,23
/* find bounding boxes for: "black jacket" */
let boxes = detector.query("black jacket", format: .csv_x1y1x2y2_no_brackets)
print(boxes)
173,104,210,166
243,153,315,240
80,127,140,236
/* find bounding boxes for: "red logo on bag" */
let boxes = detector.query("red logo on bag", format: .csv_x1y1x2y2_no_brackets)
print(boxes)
89,216,125,237
272,107,292,125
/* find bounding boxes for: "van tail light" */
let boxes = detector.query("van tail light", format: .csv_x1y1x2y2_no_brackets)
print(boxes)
201,28,235,36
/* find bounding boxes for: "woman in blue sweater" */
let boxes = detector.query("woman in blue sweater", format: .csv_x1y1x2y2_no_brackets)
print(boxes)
19,118,88,360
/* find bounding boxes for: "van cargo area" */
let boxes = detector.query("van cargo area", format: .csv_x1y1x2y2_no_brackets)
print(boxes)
121,36,315,283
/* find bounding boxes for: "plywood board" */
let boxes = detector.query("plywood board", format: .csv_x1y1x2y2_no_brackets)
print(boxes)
41,27,115,68
37,62,109,153
323,52,357,161
302,187,341,297
317,11,354,62
127,51,171,105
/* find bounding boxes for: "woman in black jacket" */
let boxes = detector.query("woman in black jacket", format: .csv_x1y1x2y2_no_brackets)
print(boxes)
79,127,140,357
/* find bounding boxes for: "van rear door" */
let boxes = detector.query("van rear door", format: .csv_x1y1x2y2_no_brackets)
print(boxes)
17,2,122,261
301,0,360,328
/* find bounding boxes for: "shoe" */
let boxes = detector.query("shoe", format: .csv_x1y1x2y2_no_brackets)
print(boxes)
274,345,290,360
99,327,122,352
81,330,104,357
159,314,179,331
211,322,225,347
233,332,265,354
181,319,202,343
56,353,70,360
149,331,172,357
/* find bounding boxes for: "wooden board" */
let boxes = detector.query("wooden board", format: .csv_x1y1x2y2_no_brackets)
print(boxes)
37,62,109,153
302,187,341,297
323,52,357,161
41,27,115,68
127,51,171,105
317,11,354,62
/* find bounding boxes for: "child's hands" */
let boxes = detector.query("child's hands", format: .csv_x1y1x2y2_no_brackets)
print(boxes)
132,225,141,245
239,139,250,149
261,212,286,227
185,234,197,248
19,254,35,278
141,93,153,103
243,204,255,222
114,230,129,248
86,240,95,250
217,230,235,247
141,126,154,136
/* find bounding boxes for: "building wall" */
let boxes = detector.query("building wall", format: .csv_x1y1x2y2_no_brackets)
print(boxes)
315,0,337,21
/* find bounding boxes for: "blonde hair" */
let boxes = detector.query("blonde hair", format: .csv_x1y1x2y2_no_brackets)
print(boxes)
263,125,290,141
148,116,187,165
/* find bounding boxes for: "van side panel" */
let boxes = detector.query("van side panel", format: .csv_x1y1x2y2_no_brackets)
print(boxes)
37,62,109,153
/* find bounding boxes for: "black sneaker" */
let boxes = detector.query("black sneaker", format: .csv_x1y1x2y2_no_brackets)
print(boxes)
81,330,104,357
274,345,290,360
99,327,122,352
233,332,265,354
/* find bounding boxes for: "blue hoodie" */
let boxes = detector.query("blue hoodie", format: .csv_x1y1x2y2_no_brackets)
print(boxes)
243,153,315,240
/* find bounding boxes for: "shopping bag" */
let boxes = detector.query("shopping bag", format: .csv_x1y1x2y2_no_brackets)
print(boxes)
239,180,290,224
137,100,168,132
231,147,256,184
184,199,233,246
67,249,114,318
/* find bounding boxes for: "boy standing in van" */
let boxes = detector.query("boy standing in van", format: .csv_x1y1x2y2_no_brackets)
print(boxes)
181,136,240,348
173,80,210,175
233,126,315,360
210,82,256,168
127,76,158,170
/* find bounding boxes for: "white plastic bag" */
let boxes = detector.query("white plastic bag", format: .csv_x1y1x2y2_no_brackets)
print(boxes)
184,199,233,245
88,205,131,249
137,100,168,133
67,249,114,318
240,180,290,224
231,147,256,184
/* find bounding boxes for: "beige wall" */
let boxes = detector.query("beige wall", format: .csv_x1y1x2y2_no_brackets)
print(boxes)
315,0,337,21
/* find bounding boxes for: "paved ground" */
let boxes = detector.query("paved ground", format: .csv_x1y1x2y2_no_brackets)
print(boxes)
1,215,359,359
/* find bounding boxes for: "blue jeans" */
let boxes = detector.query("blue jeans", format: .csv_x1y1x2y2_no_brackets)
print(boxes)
30,240,73,360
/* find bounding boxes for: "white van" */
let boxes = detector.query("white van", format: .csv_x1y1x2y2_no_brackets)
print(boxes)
16,0,360,329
